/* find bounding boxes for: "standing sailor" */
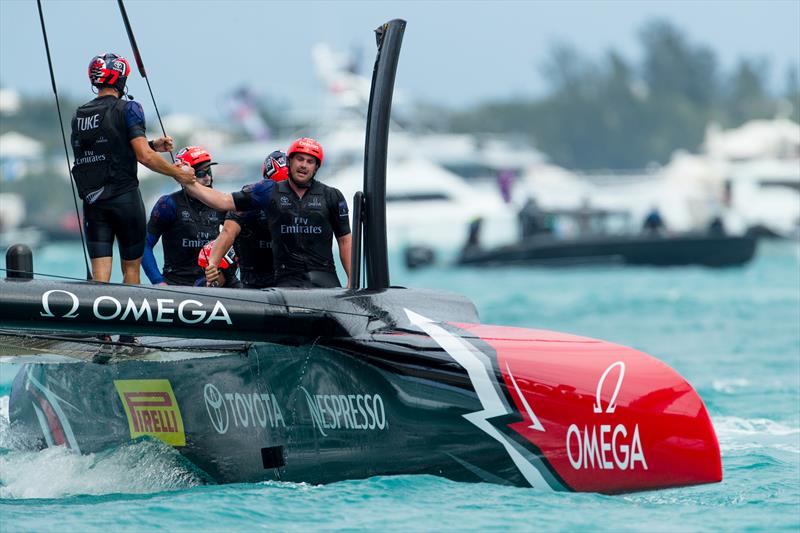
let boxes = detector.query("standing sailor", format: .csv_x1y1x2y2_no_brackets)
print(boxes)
186,138,352,288
142,146,228,286
70,53,195,284
204,151,289,289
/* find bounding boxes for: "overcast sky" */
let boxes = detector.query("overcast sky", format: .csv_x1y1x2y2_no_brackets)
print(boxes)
1,0,798,122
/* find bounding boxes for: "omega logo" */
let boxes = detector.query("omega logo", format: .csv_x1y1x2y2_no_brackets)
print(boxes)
40,289,80,319
593,361,625,414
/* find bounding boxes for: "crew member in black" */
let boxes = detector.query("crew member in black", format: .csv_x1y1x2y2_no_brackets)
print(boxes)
204,151,289,289
142,146,229,286
187,138,352,288
70,53,195,284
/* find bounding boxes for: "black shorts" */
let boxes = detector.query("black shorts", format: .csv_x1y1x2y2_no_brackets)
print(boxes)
83,188,146,260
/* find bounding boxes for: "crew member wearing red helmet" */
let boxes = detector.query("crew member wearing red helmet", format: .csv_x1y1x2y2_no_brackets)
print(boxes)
70,53,195,287
186,137,352,288
203,150,288,289
142,146,238,287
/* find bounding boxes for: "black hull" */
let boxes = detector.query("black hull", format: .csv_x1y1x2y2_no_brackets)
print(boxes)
10,336,535,487
3,280,723,493
458,233,758,268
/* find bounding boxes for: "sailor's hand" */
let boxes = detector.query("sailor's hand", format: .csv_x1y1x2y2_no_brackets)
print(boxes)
205,264,220,287
153,136,174,153
156,282,168,286
174,163,196,186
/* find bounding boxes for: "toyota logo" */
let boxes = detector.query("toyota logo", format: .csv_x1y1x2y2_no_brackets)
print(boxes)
204,383,229,434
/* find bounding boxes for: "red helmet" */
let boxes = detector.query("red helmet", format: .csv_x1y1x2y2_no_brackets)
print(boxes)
262,150,288,181
88,53,130,93
198,240,237,270
288,137,324,166
176,146,216,169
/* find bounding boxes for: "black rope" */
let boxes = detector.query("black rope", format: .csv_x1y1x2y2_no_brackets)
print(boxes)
35,0,92,281
116,0,174,163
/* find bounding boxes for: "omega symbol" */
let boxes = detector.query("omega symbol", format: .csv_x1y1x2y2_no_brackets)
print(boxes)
593,361,625,414
40,290,80,319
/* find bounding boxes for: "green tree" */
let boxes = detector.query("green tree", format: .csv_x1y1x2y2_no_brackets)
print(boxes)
724,58,777,124
639,20,718,107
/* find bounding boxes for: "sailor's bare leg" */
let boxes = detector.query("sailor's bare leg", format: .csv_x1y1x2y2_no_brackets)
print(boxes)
121,258,142,284
90,257,113,282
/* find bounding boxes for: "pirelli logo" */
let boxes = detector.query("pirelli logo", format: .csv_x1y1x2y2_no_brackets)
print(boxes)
114,379,186,446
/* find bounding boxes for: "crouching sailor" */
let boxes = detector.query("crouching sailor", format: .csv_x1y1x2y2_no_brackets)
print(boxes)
142,146,227,286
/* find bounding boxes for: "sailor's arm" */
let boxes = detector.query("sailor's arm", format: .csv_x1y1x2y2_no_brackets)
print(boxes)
141,233,166,285
205,219,242,286
141,194,176,285
183,181,237,211
337,233,352,288
131,137,195,184
185,179,272,212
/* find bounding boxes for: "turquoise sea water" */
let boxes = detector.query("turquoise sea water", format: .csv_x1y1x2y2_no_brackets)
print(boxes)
1,240,798,532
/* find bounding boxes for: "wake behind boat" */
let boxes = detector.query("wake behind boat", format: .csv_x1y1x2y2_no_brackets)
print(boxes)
1,18,722,494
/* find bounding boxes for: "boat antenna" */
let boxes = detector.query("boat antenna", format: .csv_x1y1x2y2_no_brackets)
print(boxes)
362,19,406,289
35,0,92,280
116,0,174,163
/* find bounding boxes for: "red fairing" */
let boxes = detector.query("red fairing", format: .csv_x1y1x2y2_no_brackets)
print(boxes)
455,323,722,493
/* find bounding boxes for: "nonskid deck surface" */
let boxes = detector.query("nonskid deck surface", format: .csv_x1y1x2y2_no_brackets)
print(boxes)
0,330,250,363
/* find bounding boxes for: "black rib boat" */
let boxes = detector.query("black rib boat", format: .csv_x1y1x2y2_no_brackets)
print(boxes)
458,232,758,267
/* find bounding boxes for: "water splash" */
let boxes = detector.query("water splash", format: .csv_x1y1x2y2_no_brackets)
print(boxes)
0,438,206,499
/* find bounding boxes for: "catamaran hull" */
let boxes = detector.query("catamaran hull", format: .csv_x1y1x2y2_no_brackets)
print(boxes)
8,314,722,493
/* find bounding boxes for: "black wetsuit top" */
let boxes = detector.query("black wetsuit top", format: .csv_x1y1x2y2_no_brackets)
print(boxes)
70,95,142,203
227,205,275,289
231,178,350,288
71,96,148,259
146,191,225,286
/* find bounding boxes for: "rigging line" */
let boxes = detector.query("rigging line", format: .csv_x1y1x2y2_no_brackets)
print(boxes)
117,0,221,270
35,0,92,281
0,267,377,320
116,0,174,163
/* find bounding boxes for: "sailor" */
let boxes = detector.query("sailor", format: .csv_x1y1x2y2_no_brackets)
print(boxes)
203,151,289,289
184,138,352,288
642,206,666,235
518,196,541,239
462,216,483,254
142,146,229,286
70,53,195,286
196,239,242,288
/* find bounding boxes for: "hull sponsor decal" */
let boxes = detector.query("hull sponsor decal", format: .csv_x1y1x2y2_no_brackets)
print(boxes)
565,361,648,471
39,289,232,325
203,383,286,435
114,380,186,446
405,309,553,490
301,387,387,437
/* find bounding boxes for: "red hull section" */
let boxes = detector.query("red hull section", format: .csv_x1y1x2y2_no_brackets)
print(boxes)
456,323,723,493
